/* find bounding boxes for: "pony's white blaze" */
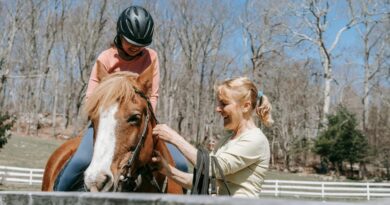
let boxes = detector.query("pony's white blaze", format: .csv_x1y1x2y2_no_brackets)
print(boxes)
84,103,118,187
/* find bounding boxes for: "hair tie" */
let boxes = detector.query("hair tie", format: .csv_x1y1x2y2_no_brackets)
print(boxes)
257,90,263,104
257,90,263,98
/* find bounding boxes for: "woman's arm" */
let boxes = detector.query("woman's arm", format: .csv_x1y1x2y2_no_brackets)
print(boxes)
212,132,267,176
166,164,193,190
153,124,198,165
152,152,193,189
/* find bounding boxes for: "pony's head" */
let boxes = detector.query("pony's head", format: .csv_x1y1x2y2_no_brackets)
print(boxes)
83,60,156,192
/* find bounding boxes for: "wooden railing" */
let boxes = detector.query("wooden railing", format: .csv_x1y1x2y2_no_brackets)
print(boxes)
1,165,390,200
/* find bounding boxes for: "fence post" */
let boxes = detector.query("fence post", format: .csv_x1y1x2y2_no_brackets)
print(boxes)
0,167,5,184
29,170,33,185
275,180,279,197
321,182,325,200
366,182,370,201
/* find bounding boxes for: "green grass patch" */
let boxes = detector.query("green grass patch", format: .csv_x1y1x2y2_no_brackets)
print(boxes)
0,135,64,168
0,184,41,191
265,170,325,181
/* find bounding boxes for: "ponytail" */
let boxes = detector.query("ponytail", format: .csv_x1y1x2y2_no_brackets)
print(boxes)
255,95,274,127
217,77,274,127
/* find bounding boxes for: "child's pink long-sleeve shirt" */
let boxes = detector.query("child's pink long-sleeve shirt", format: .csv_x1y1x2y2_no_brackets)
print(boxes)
86,47,160,111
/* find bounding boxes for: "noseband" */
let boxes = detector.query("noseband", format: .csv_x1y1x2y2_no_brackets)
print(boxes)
116,87,161,192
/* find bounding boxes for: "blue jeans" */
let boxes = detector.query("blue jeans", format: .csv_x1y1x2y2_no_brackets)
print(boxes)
55,126,94,191
166,143,188,172
55,127,188,191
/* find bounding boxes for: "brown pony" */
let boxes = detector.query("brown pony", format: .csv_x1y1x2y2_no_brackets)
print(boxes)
42,61,183,194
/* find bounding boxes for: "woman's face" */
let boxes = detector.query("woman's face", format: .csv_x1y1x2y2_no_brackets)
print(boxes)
121,36,144,57
216,89,244,132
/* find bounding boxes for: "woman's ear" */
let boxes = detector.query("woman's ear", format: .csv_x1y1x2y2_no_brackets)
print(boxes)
96,60,109,81
137,59,155,95
242,100,252,114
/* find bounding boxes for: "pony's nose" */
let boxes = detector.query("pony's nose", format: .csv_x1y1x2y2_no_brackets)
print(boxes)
93,172,114,192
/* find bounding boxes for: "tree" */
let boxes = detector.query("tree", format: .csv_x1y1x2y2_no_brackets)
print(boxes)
367,88,390,180
315,106,369,177
285,0,361,127
0,112,15,150
350,0,390,134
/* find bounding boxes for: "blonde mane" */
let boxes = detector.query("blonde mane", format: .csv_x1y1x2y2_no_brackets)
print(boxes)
84,72,140,120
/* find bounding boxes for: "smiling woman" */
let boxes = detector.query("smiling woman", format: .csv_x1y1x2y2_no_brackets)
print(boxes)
152,77,274,197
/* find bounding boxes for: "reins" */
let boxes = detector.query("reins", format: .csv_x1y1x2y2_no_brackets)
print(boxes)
191,147,231,196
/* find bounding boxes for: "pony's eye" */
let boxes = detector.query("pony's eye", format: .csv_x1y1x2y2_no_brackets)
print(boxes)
127,114,141,125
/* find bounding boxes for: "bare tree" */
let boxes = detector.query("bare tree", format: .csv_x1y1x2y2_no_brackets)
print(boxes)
76,0,107,118
265,58,322,170
149,2,180,125
169,0,232,143
241,0,285,82
285,0,361,127
351,0,390,133
0,0,25,108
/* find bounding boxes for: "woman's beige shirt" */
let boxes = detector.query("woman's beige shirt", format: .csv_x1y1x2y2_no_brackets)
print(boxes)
211,128,270,197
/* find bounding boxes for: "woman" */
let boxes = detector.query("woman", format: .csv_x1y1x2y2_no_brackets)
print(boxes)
152,77,272,197
55,5,187,191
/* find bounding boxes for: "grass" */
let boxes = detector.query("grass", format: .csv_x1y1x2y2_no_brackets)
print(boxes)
0,135,64,191
0,134,339,181
265,170,325,181
0,135,64,168
0,134,356,192
0,184,41,191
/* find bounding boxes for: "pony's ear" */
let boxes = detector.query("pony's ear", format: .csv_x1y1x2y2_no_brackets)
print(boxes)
137,60,155,95
96,60,109,81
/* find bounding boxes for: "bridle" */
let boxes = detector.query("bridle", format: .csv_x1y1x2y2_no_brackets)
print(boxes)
115,87,162,192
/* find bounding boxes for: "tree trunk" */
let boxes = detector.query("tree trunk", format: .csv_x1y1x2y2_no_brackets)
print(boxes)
320,46,332,127
52,68,59,136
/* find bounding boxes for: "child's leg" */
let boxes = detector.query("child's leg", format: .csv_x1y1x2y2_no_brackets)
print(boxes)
55,126,94,191
166,142,188,172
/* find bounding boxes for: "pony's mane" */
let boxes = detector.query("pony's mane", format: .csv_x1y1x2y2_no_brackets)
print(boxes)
85,72,139,120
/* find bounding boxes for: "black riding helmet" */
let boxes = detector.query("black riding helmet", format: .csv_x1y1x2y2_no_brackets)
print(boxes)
115,6,154,47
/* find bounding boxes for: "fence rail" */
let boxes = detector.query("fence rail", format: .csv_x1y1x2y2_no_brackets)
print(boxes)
1,165,390,200
260,179,390,200
0,166,43,185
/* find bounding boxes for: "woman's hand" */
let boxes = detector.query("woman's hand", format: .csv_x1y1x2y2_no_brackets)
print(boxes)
153,124,198,166
151,151,193,190
151,151,172,176
152,124,181,144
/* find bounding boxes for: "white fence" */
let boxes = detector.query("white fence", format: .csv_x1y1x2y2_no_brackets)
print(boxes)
1,166,390,200
260,180,390,200
0,166,43,185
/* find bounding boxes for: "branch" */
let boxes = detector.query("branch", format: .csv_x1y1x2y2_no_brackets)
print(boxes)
285,25,316,43
329,19,360,52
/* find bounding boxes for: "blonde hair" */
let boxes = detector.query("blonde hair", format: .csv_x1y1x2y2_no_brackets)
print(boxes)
217,77,274,127
84,72,139,120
